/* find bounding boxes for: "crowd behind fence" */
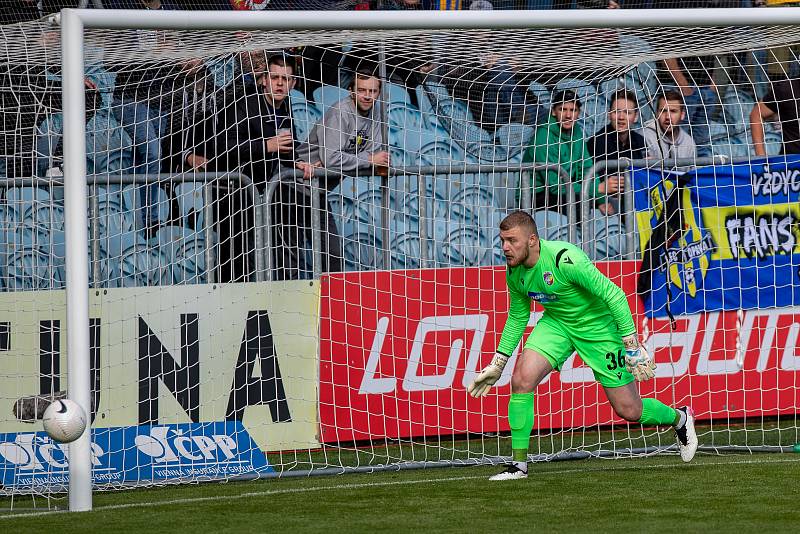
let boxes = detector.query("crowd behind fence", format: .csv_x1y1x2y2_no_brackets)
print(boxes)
4,4,800,289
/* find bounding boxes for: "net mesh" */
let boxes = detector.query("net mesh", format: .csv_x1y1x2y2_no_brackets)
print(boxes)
1,10,800,506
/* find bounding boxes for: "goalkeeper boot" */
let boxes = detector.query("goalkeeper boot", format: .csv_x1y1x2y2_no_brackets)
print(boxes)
674,406,698,462
489,462,528,481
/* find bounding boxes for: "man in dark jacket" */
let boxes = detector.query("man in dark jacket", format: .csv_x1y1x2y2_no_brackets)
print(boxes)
212,54,313,281
588,89,645,215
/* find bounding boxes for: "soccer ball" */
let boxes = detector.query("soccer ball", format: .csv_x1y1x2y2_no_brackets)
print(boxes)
42,399,87,444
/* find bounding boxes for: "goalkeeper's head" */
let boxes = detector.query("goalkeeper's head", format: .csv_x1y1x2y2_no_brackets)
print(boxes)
499,211,540,268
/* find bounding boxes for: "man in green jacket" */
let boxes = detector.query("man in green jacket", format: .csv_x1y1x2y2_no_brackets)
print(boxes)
521,90,593,214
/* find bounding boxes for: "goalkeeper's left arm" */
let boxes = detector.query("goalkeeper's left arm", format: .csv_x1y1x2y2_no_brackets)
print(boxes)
567,254,656,381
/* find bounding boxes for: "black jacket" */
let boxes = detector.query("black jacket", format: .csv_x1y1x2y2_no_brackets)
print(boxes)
159,69,219,174
587,124,646,163
214,81,295,189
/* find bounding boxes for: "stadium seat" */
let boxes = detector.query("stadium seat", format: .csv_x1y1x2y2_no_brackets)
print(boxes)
5,242,66,291
156,225,210,284
313,85,349,113
437,222,493,267
533,210,571,242
388,221,428,270
6,187,64,231
451,184,498,219
291,99,322,143
417,140,467,166
341,227,381,272
385,82,412,106
354,185,385,226
101,230,167,287
584,210,627,261
174,182,206,231
388,104,424,132
528,81,551,110
95,185,138,235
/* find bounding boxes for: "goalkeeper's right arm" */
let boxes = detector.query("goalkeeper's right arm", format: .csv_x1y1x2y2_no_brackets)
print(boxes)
468,276,530,397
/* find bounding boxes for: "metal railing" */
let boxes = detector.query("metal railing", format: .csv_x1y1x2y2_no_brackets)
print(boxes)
1,171,259,286
269,163,571,278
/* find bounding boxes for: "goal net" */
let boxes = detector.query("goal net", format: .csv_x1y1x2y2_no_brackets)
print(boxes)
1,8,799,507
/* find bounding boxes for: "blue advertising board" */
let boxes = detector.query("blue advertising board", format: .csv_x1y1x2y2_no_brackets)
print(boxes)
0,421,273,490
633,156,800,318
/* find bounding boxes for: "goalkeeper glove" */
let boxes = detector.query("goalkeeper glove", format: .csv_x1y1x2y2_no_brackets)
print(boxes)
468,353,509,398
622,333,656,382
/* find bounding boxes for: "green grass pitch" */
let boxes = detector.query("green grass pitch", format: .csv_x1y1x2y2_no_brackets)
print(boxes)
3,453,800,533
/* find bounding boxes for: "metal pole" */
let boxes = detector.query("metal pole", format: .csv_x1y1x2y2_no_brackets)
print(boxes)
417,173,428,268
203,183,215,284
310,176,322,279
263,180,278,282
70,8,800,31
378,34,390,271
624,168,635,260
90,187,100,288
61,8,92,513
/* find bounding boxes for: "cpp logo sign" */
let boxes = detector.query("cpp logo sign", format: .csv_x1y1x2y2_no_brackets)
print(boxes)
134,425,238,463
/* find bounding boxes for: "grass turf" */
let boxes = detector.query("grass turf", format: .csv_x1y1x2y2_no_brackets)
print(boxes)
3,452,800,533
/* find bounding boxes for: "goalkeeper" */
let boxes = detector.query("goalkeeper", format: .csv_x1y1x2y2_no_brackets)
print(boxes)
470,211,697,481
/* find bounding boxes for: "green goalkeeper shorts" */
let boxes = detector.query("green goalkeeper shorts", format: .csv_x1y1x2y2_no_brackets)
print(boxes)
524,314,635,388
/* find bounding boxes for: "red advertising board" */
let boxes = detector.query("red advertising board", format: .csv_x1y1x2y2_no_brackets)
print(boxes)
318,263,800,443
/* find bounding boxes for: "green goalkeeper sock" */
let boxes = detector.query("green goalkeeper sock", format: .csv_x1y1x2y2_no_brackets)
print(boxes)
509,392,535,462
639,398,679,426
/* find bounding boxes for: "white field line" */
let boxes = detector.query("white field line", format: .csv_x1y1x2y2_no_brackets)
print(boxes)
3,455,800,520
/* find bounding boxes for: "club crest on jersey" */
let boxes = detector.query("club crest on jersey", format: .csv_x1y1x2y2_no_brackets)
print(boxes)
543,272,554,286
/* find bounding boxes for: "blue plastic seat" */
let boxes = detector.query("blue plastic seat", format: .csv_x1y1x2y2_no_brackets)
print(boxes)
534,210,571,242
6,187,64,231
385,82,412,106
313,85,349,113
388,221,429,270
437,223,493,267
95,185,138,235
291,100,322,143
101,230,166,287
156,225,209,284
417,140,467,167
6,247,65,291
173,182,206,231
341,229,381,272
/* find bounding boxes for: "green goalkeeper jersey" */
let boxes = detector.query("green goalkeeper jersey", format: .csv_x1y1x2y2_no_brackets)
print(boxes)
496,239,636,356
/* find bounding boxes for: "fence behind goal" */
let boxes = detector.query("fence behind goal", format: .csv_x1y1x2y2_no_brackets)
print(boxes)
1,8,800,507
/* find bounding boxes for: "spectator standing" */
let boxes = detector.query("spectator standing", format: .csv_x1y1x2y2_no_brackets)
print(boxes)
212,54,311,282
521,89,592,216
588,89,645,215
663,57,719,157
750,75,800,156
292,69,389,279
642,90,697,162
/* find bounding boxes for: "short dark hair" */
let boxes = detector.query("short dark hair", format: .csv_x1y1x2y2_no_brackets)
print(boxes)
657,90,684,110
499,210,539,236
610,89,638,108
348,68,381,91
551,89,581,110
267,54,296,74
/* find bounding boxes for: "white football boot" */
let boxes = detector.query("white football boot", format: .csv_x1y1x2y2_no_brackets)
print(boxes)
489,463,528,481
674,406,698,462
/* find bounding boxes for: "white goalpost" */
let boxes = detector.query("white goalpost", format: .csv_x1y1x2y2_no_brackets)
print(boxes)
1,6,799,512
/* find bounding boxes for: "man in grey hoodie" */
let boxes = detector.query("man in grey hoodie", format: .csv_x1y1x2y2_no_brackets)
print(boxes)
642,90,697,164
279,70,389,279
